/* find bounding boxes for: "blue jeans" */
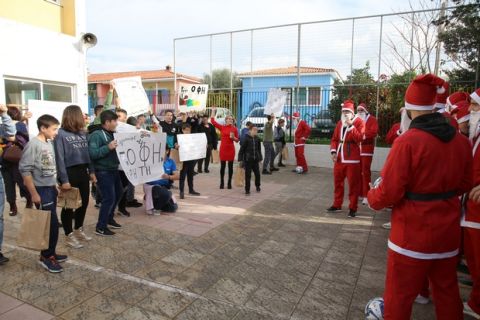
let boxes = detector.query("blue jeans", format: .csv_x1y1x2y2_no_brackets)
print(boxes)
0,175,5,252
35,186,59,258
96,170,123,229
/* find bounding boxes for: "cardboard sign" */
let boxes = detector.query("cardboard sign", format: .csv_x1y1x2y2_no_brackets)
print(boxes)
178,83,208,113
112,76,150,117
27,100,72,138
264,88,288,117
177,133,207,162
114,131,167,186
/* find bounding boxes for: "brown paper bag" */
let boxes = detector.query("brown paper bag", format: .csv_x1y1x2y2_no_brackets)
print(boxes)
211,149,220,164
17,207,51,250
234,165,245,187
281,146,289,161
57,187,82,209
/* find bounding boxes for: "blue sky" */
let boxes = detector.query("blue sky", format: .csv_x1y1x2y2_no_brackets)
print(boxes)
85,0,444,78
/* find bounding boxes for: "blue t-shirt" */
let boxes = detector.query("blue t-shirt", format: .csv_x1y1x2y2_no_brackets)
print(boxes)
147,158,177,187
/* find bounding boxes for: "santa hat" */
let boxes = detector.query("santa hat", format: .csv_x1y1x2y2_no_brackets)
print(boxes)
455,101,471,124
341,99,355,113
405,74,446,111
357,103,368,113
471,88,480,105
434,82,450,110
447,91,471,109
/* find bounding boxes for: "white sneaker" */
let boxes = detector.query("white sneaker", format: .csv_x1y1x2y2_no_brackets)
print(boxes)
66,233,83,249
362,198,369,206
464,302,480,319
382,222,391,230
414,295,430,305
153,210,161,216
75,227,92,241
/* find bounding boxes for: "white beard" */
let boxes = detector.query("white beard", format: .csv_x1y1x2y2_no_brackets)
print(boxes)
400,109,411,134
470,111,480,140
357,113,367,122
341,113,352,127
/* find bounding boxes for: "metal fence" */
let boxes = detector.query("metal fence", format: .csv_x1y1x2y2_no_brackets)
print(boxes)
173,4,478,145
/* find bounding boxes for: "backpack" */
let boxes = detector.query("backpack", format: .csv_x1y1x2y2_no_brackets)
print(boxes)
152,185,178,212
3,131,29,163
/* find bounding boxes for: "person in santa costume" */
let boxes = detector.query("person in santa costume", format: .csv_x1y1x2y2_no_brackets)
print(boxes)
293,118,311,174
328,100,365,218
356,103,378,206
367,74,473,320
435,82,459,129
462,88,480,319
455,101,471,137
385,108,407,146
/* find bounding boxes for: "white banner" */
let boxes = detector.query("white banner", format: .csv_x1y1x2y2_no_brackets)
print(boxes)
114,131,167,186
178,83,208,113
27,100,72,138
264,88,287,117
112,76,150,117
177,133,207,162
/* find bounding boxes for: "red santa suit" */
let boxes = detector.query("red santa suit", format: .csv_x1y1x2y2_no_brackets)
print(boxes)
357,103,378,198
294,119,311,172
330,100,365,212
385,123,401,145
367,74,473,320
462,88,480,316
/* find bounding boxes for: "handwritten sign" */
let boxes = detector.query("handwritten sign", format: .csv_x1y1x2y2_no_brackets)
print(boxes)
177,133,207,162
27,100,73,138
178,83,208,113
264,88,288,117
114,131,167,186
112,76,150,117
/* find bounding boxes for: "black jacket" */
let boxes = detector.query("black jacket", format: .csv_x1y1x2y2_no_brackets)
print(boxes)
238,135,263,162
198,123,218,149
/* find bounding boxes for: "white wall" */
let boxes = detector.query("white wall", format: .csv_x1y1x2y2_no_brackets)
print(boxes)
0,0,89,112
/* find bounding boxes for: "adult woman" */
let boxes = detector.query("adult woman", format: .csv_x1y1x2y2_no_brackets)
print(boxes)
211,108,239,189
54,105,95,248
1,107,32,216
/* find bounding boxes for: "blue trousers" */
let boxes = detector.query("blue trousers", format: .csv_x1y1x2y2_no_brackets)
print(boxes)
95,170,123,229
35,186,59,258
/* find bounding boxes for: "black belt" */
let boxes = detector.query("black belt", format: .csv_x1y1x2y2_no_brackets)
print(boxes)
405,191,457,201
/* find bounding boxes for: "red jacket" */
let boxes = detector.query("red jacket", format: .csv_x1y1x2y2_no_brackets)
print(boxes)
465,137,480,227
211,118,239,161
385,123,401,145
330,117,365,164
368,124,473,258
443,112,459,129
360,115,378,156
294,120,311,146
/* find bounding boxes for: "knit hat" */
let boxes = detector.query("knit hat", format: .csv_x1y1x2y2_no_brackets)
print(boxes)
455,101,471,124
357,103,368,113
434,82,450,110
405,74,446,111
471,88,480,105
341,100,355,113
447,91,471,111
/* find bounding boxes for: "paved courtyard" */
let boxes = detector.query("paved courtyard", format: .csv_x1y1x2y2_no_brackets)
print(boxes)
0,165,474,319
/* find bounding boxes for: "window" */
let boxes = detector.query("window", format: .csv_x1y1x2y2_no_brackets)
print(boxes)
308,87,322,106
4,78,74,105
43,84,72,102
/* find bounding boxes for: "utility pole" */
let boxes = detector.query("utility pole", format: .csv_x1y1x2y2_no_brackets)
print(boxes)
434,0,447,75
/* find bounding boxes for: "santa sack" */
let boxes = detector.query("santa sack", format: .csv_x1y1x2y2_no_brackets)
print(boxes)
211,149,220,164
17,207,51,250
234,165,245,187
170,148,183,171
281,147,289,161
57,187,82,210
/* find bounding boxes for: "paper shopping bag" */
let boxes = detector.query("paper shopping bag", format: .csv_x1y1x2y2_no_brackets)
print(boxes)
211,149,220,164
57,187,82,210
234,165,245,188
282,146,289,161
17,207,51,250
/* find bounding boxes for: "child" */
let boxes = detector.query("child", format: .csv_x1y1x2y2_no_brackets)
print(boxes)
238,126,263,195
178,123,200,199
19,115,67,273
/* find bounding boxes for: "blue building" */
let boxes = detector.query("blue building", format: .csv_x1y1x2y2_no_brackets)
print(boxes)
237,66,339,125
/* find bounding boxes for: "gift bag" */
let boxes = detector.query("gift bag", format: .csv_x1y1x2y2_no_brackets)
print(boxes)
170,148,183,170
234,165,245,187
17,207,51,250
57,187,82,210
281,146,289,161
211,149,220,164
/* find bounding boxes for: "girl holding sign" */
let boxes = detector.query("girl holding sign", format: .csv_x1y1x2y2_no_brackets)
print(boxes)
210,108,239,189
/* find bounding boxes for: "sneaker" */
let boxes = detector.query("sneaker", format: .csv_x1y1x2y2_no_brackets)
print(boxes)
108,220,122,229
219,183,224,189
55,254,68,263
118,208,131,217
464,302,480,319
326,206,342,213
414,295,430,305
0,252,9,264
256,187,261,192
9,203,17,216
245,191,250,195
189,191,201,196
26,199,33,209
74,227,92,241
198,169,203,174
205,169,210,173
94,203,101,209
382,222,391,230
262,170,272,175
270,167,279,172
180,192,185,199
66,233,83,249
126,200,143,208
348,209,356,218
227,183,232,190
39,256,63,273
95,227,115,236
362,198,369,206
278,163,286,167
153,210,162,216
193,172,198,176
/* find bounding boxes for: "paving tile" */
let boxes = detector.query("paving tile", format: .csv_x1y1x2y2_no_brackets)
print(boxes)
204,277,258,305
31,284,96,316
115,306,169,320
0,292,23,315
71,269,118,293
135,260,185,283
101,279,155,305
161,249,204,268
167,268,222,294
59,294,129,320
0,304,54,320
175,298,239,320
136,289,195,318
2,272,67,303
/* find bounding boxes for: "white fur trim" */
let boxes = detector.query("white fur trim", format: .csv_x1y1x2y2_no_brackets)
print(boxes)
457,114,470,124
360,153,374,156
396,130,402,136
294,144,305,147
437,86,446,94
471,91,480,105
342,108,354,113
388,240,459,260
446,97,453,108
434,103,446,110
404,101,434,111
330,149,336,153
341,159,360,164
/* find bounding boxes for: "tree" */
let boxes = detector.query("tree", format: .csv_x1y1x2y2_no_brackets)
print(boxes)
202,69,242,90
434,0,480,88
